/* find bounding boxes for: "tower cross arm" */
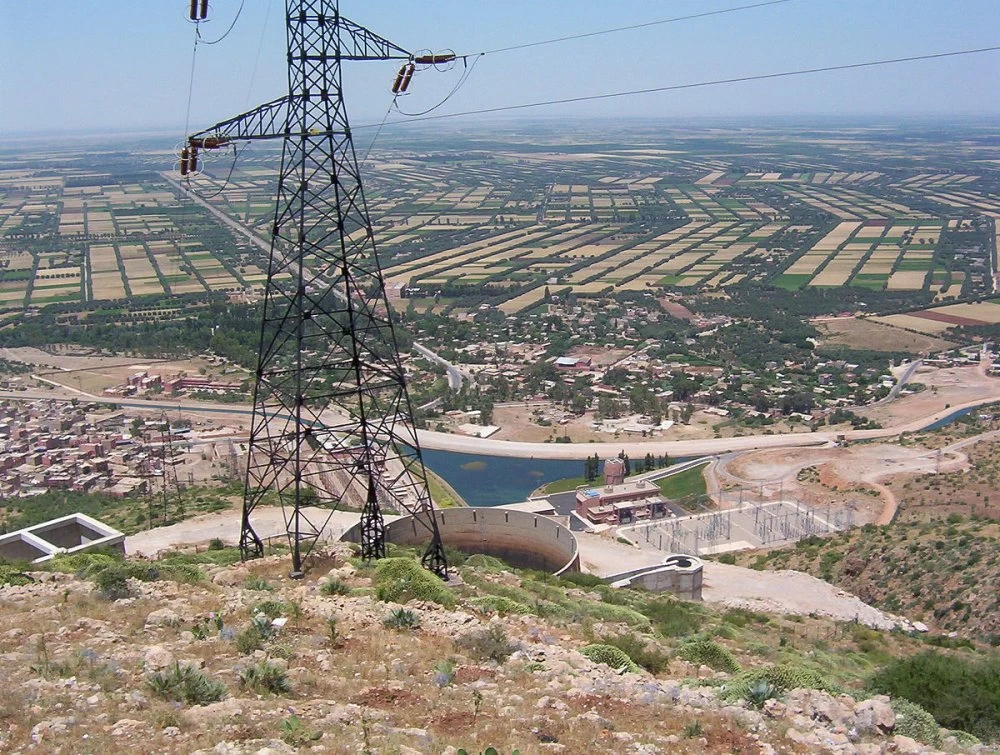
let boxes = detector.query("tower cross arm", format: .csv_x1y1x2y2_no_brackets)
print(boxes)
335,15,411,60
189,95,292,145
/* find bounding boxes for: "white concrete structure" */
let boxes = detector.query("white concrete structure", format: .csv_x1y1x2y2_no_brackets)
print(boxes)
0,512,125,563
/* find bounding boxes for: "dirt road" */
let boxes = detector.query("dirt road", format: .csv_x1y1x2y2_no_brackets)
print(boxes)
576,533,900,628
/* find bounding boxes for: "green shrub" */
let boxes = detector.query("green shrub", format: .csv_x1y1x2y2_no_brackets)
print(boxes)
721,664,837,702
146,662,226,705
373,557,454,607
382,607,421,630
870,651,1000,743
469,596,530,616
642,597,704,637
558,571,605,588
585,601,652,630
321,578,350,596
745,679,779,708
93,563,133,600
236,622,271,655
252,599,290,619
239,661,290,695
599,633,669,674
580,644,640,673
48,551,121,576
0,563,32,587
455,625,514,664
892,699,942,747
679,640,741,674
243,576,274,592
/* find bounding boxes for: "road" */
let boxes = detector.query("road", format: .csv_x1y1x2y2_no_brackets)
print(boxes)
412,342,464,391
163,173,272,255
6,374,1000,460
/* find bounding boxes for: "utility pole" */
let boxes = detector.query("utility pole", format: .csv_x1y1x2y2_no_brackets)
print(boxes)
185,1,447,577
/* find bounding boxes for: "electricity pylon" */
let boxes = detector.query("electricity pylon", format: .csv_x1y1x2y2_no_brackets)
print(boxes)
185,0,447,577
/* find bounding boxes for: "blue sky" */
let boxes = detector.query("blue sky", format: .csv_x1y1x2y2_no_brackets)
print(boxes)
1,0,998,135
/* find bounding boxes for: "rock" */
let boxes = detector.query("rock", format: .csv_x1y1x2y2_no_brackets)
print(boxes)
182,698,244,725
912,621,929,633
212,567,249,587
30,716,73,743
145,608,181,628
327,565,356,580
110,718,148,737
891,734,927,754
763,699,787,719
854,696,895,735
143,645,175,671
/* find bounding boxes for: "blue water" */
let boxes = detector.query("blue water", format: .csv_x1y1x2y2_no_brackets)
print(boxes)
920,406,977,431
422,449,585,507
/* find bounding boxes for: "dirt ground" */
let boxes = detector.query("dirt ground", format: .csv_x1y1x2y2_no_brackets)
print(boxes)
856,363,1000,426
490,404,811,444
712,440,972,526
814,317,955,353
575,533,900,628
0,346,249,395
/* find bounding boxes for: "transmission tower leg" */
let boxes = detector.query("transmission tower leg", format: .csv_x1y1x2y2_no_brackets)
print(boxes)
360,480,386,562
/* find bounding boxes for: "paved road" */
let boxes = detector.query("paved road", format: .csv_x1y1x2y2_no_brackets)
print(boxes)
7,376,1000,460
412,342,464,391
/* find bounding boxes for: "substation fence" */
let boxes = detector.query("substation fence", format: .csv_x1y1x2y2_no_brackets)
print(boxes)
634,498,856,556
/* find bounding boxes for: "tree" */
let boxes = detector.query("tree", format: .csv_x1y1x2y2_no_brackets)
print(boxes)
570,393,589,415
618,450,631,476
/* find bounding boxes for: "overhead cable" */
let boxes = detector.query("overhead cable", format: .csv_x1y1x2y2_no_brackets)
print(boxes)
362,44,1000,130
480,0,795,55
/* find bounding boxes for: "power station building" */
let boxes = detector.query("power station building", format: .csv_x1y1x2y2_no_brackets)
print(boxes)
575,458,670,526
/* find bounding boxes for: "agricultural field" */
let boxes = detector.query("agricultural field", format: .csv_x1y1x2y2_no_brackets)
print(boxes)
0,146,261,312
1,122,998,328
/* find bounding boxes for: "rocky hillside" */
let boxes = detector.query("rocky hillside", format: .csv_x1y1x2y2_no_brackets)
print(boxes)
0,545,997,754
726,517,1000,643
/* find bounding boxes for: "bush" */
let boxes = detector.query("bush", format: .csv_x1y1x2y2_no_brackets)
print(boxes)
146,662,226,705
373,557,454,607
721,664,838,703
892,699,942,747
235,620,272,655
239,661,290,695
642,597,704,637
321,578,350,596
462,554,507,571
0,563,32,587
252,599,290,619
678,640,741,674
243,576,274,592
468,596,530,616
92,563,133,600
455,626,514,664
870,652,1000,743
382,607,421,630
581,643,640,673
599,633,670,674
558,571,605,588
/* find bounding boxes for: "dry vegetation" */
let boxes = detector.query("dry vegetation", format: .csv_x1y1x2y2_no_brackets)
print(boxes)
1,544,995,753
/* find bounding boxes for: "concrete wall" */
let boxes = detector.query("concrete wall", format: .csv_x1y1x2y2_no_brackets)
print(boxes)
343,508,580,575
0,513,125,564
608,555,704,600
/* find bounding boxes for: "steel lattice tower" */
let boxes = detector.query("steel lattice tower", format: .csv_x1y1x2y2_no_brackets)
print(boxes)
187,0,447,577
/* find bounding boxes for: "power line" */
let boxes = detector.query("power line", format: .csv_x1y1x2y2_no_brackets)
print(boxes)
361,44,1000,130
481,0,795,55
198,0,247,46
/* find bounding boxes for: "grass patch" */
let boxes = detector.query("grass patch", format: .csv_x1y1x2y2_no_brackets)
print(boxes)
656,463,708,499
